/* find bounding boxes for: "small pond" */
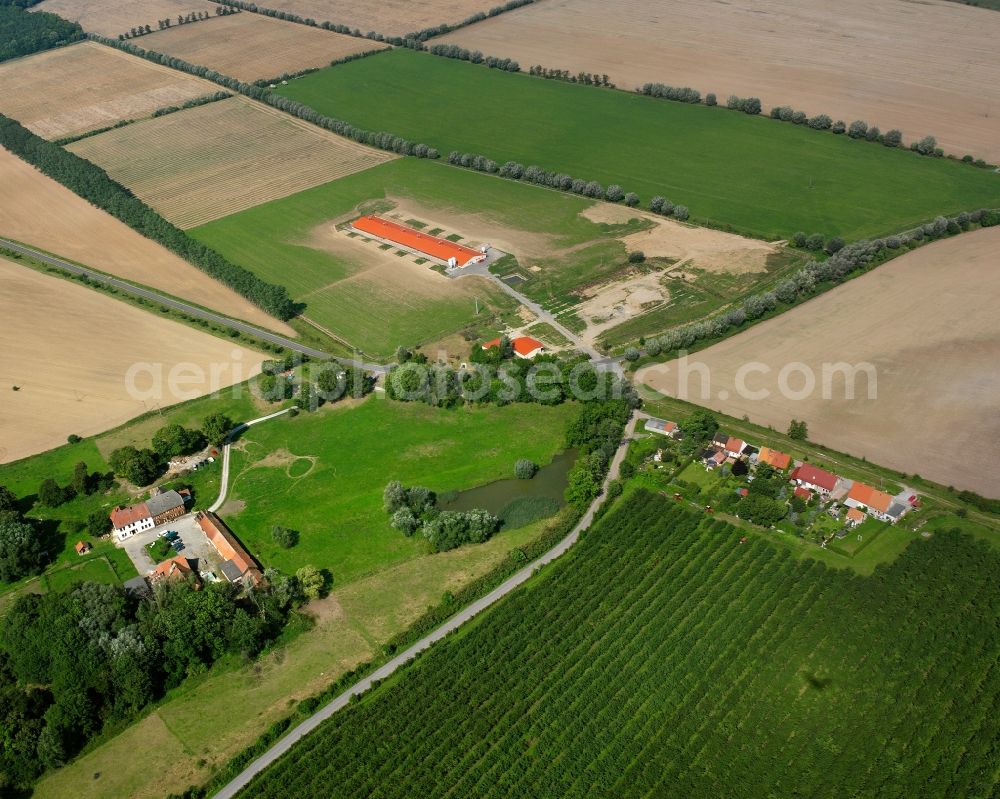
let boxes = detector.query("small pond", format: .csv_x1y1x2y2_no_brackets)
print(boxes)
438,449,577,528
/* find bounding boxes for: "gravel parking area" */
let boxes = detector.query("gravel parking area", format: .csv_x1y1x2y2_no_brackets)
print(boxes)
117,512,224,578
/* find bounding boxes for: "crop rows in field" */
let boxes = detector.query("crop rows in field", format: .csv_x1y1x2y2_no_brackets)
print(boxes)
242,489,1000,798
67,96,394,228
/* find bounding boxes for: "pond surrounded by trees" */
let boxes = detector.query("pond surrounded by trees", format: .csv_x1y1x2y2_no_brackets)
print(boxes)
438,449,577,528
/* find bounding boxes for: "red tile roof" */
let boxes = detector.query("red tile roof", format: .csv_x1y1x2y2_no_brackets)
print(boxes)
847,482,893,513
725,436,745,454
790,464,838,491
352,216,481,266
197,512,262,585
846,508,866,523
512,336,544,357
483,336,545,356
793,486,812,500
758,446,791,470
110,502,150,529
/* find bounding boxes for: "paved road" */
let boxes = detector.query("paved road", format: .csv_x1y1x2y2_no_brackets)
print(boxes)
212,411,646,799
208,408,293,513
0,237,387,374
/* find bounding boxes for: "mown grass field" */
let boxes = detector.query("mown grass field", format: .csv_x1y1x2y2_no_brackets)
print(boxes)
277,49,1000,240
191,158,643,355
241,489,1000,798
223,396,577,582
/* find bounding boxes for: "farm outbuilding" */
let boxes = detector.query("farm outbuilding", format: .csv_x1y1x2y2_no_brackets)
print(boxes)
351,215,486,267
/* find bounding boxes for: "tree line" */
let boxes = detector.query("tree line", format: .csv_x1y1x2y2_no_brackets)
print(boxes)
151,90,232,117
531,65,613,87
386,346,640,411
0,1,82,63
0,113,296,319
427,43,519,72
119,7,239,41
628,207,999,361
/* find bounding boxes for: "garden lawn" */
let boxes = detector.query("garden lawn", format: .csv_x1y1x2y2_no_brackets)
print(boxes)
277,49,1000,240
190,158,646,354
223,397,577,581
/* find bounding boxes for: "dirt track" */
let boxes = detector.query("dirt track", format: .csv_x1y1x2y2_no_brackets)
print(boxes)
442,0,1000,162
636,227,1000,497
0,260,266,463
0,146,294,333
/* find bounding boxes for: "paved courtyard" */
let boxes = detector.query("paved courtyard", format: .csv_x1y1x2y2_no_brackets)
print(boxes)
117,512,226,579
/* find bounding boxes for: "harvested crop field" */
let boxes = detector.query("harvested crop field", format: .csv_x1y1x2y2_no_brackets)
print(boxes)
636,227,1000,497
0,259,266,464
441,0,1000,163
0,41,214,141
31,0,217,37
68,96,395,228
139,12,386,82
0,146,292,333
248,0,497,37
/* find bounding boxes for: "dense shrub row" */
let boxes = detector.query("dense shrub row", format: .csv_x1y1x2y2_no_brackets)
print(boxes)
89,35,441,161
151,90,232,117
445,149,642,208
0,113,297,319
638,82,701,104
405,0,539,41
629,208,999,359
529,65,613,87
428,43,519,71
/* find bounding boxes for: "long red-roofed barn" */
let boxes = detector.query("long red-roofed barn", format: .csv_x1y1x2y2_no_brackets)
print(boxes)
351,215,486,267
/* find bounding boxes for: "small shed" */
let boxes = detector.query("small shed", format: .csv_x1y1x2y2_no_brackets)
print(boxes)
74,540,91,555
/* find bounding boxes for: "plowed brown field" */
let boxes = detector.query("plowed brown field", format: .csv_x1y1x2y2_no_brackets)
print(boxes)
636,227,1000,497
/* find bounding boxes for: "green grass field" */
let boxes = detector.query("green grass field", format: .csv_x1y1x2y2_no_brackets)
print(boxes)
277,49,1000,240
223,397,577,582
240,489,1000,798
191,158,651,355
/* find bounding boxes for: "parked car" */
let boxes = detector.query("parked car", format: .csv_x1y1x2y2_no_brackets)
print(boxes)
171,539,184,550
164,532,179,542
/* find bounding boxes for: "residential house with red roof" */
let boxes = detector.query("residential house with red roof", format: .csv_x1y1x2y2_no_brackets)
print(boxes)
724,437,746,458
482,336,545,359
150,556,201,588
789,464,838,495
757,446,791,471
845,482,894,519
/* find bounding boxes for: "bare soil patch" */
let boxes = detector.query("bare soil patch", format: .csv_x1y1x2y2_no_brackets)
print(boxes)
442,0,1000,162
0,260,266,464
247,0,501,37
386,196,559,261
140,12,386,82
68,96,395,228
580,205,777,274
0,146,292,333
636,227,1000,497
0,41,213,141
576,271,669,346
31,0,217,37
